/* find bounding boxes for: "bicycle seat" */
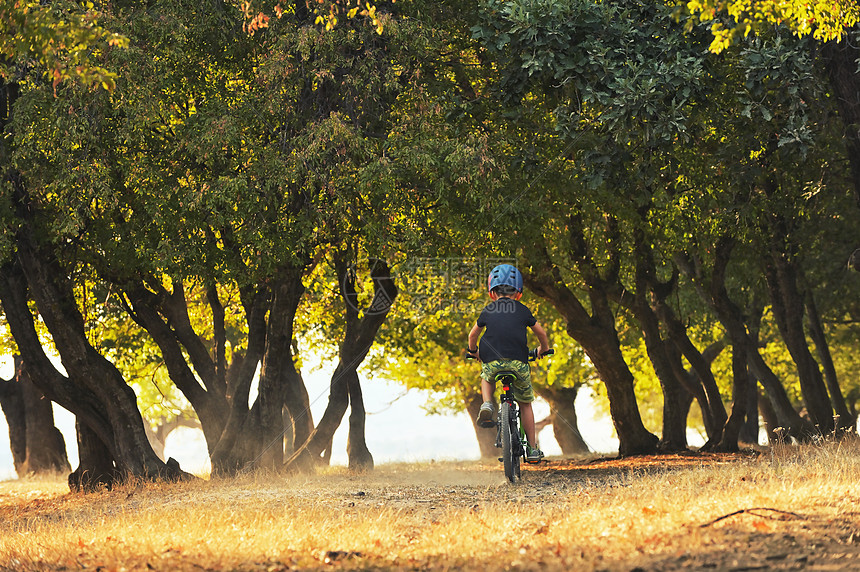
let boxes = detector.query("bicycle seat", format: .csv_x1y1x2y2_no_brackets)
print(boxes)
494,371,519,383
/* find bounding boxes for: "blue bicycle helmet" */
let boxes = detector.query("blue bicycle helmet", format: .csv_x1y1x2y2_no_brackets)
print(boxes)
487,263,524,294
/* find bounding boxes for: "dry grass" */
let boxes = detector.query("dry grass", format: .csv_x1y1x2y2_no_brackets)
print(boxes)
3,440,860,571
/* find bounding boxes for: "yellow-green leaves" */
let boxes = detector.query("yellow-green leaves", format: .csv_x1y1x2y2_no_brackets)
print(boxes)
681,0,860,52
0,1,128,91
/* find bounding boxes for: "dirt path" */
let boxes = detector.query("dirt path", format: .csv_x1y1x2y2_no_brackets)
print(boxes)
3,450,860,571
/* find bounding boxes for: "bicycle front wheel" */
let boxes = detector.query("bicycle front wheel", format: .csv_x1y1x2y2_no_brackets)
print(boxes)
500,402,518,482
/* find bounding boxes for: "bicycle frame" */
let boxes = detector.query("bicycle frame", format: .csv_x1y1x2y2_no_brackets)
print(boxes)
493,371,524,482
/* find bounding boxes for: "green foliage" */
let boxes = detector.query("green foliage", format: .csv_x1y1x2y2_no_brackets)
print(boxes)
679,0,860,53
0,1,128,91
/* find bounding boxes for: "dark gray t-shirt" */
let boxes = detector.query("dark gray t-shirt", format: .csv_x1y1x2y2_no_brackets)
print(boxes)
476,298,537,363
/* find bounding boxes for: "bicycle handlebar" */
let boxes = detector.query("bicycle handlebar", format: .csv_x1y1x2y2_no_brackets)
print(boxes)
528,348,555,361
465,348,554,361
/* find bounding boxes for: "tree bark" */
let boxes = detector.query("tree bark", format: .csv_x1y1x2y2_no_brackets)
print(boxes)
0,177,190,488
624,226,689,451
123,271,307,475
675,240,815,442
739,381,760,445
764,246,834,434
258,267,311,468
535,385,589,455
656,302,728,441
121,282,228,455
285,255,397,473
715,344,753,452
16,359,70,474
347,373,374,471
68,420,120,492
635,297,687,451
0,366,26,474
804,290,853,430
524,242,658,456
254,267,307,469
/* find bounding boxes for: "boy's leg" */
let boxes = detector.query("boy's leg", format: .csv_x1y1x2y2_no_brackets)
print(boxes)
520,401,536,447
476,377,496,427
481,378,494,403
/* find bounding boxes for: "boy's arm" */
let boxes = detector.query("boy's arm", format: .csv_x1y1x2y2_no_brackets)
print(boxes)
467,324,482,356
531,322,551,358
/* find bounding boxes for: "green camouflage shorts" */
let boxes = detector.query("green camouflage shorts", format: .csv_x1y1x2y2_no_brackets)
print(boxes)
480,359,535,403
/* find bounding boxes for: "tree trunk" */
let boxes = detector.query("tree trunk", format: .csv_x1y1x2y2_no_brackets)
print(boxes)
524,245,658,456
68,420,120,492
715,345,752,452
260,268,312,465
465,392,498,458
675,241,815,442
208,286,271,473
0,368,26,474
739,381,760,445
764,247,834,433
256,268,306,469
17,359,70,474
535,385,589,455
285,255,397,473
121,283,228,455
347,373,374,471
656,302,728,441
625,227,689,451
633,290,687,452
0,177,190,488
805,290,853,430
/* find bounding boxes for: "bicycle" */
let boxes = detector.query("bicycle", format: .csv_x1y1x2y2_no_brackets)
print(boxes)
466,347,554,483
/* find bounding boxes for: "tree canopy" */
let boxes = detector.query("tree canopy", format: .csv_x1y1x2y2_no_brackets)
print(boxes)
2,0,860,486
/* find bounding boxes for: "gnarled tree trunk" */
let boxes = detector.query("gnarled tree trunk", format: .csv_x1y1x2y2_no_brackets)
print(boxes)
285,254,397,473
764,241,834,434
804,290,853,430
347,373,374,471
715,344,754,452
14,358,70,475
525,239,658,457
676,240,815,443
0,178,190,490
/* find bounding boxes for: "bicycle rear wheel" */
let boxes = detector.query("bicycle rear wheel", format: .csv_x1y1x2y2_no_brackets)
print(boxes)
500,402,519,482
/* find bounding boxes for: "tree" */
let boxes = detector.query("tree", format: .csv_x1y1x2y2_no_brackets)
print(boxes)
2,0,440,479
680,0,860,52
472,0,856,452
0,355,70,476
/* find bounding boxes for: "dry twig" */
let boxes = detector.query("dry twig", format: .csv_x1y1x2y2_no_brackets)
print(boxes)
700,507,805,528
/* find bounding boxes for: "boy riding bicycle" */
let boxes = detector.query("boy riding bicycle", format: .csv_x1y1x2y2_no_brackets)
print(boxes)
466,263,551,462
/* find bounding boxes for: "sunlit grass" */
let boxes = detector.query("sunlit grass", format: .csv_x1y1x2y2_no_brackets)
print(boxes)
3,440,860,570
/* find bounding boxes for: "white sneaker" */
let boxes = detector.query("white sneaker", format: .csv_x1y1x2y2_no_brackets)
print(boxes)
476,402,495,428
526,445,544,463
